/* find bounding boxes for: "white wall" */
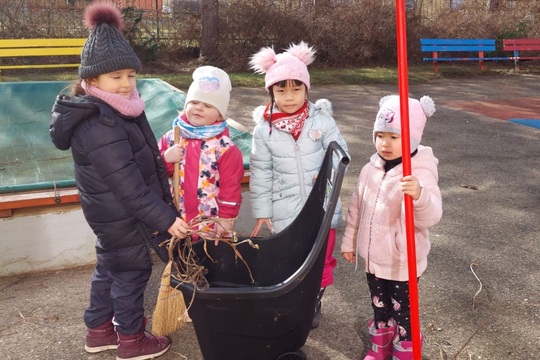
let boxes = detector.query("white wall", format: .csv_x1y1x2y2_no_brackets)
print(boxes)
0,191,259,277
0,208,96,277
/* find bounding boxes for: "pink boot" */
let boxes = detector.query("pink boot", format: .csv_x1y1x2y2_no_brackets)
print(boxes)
85,320,118,353
392,332,423,360
116,319,171,360
364,319,397,360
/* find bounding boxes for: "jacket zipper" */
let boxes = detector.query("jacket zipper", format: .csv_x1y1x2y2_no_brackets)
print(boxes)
366,172,386,274
294,141,307,200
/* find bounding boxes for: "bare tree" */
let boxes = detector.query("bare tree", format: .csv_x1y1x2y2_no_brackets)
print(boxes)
200,0,219,62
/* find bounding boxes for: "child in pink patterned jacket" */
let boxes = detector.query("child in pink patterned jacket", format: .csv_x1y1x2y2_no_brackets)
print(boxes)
340,95,442,360
158,66,244,239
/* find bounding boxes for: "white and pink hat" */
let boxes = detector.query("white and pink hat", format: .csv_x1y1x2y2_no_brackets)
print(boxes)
249,41,316,90
185,66,232,118
373,95,436,151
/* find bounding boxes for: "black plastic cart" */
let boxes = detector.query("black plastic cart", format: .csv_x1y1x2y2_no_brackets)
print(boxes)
172,141,349,360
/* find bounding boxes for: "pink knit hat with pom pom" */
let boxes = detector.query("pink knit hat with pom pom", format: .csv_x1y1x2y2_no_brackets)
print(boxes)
373,95,436,151
249,42,316,90
79,2,141,78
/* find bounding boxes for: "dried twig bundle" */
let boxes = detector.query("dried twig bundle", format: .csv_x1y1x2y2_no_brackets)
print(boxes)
172,215,260,288
153,215,260,336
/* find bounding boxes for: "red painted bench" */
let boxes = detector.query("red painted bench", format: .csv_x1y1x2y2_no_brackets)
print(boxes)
503,38,540,72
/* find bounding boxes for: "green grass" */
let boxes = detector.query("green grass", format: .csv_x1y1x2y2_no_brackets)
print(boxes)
1,63,536,90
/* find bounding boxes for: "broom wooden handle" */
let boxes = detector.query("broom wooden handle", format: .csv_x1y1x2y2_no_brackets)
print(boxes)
152,126,187,338
173,126,180,211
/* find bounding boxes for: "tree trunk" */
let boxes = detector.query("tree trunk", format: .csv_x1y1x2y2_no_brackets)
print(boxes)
487,0,502,12
200,0,219,62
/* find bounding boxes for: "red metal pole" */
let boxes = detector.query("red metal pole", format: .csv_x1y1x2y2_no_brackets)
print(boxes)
395,1,422,359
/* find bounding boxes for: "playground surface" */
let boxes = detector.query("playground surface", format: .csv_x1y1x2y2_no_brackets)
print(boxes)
0,75,539,359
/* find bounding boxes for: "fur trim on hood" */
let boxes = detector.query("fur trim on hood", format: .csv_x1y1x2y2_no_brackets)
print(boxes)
252,98,333,125
315,98,332,116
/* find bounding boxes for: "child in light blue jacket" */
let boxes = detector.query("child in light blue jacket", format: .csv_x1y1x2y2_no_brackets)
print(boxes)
249,42,350,329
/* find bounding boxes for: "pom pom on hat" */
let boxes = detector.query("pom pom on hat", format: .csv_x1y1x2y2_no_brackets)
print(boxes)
249,41,316,90
83,2,123,30
373,95,436,151
185,66,232,118
78,2,141,79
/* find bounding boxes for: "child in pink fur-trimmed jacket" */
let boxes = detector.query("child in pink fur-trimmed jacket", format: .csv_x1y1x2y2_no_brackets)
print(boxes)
340,95,442,360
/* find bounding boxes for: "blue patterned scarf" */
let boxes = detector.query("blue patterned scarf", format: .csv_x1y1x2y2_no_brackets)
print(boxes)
172,113,227,139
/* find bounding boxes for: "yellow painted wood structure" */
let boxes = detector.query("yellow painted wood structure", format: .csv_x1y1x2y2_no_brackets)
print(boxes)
0,38,85,79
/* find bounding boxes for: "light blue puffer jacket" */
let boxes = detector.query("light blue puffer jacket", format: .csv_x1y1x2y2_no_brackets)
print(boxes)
249,99,350,233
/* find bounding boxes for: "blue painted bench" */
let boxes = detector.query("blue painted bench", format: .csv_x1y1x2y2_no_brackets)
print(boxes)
420,38,507,73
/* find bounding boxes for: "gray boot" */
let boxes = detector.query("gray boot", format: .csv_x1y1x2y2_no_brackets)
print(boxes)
311,287,326,329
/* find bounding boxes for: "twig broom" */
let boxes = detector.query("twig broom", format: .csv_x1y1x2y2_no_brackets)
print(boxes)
152,125,187,336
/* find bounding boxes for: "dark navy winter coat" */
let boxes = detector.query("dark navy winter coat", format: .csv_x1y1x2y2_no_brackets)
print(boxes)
50,94,177,272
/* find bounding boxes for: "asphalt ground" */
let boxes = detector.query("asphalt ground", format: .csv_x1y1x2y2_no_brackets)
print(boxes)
1,75,539,360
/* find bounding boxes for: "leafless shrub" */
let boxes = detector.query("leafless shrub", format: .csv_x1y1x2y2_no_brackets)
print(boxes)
216,0,310,71
307,1,400,66
426,0,540,39
0,0,539,71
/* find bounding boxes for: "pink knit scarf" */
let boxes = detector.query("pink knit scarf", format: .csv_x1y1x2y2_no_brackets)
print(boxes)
81,80,145,117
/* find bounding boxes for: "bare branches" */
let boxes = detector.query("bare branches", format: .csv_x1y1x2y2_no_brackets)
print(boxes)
159,215,260,297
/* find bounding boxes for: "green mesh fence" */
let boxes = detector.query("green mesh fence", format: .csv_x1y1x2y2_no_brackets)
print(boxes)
0,79,251,194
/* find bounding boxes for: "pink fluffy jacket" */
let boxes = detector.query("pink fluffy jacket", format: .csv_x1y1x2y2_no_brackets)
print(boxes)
340,145,443,281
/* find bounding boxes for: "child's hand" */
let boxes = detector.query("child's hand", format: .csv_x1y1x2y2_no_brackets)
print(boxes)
400,175,422,200
342,251,356,263
213,218,234,246
168,217,189,238
250,218,272,237
163,144,183,164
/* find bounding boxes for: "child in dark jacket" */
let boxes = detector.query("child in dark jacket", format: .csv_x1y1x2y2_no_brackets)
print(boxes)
49,3,187,360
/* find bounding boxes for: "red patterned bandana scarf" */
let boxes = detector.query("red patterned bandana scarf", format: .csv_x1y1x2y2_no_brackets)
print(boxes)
264,101,309,140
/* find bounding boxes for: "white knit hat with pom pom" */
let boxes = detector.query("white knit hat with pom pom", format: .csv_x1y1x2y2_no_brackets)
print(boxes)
373,95,436,151
249,41,316,90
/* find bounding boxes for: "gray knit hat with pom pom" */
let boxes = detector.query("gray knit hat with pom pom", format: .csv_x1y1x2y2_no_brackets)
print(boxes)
78,2,141,79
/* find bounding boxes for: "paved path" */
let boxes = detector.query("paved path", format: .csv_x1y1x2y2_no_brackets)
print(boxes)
1,75,539,360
